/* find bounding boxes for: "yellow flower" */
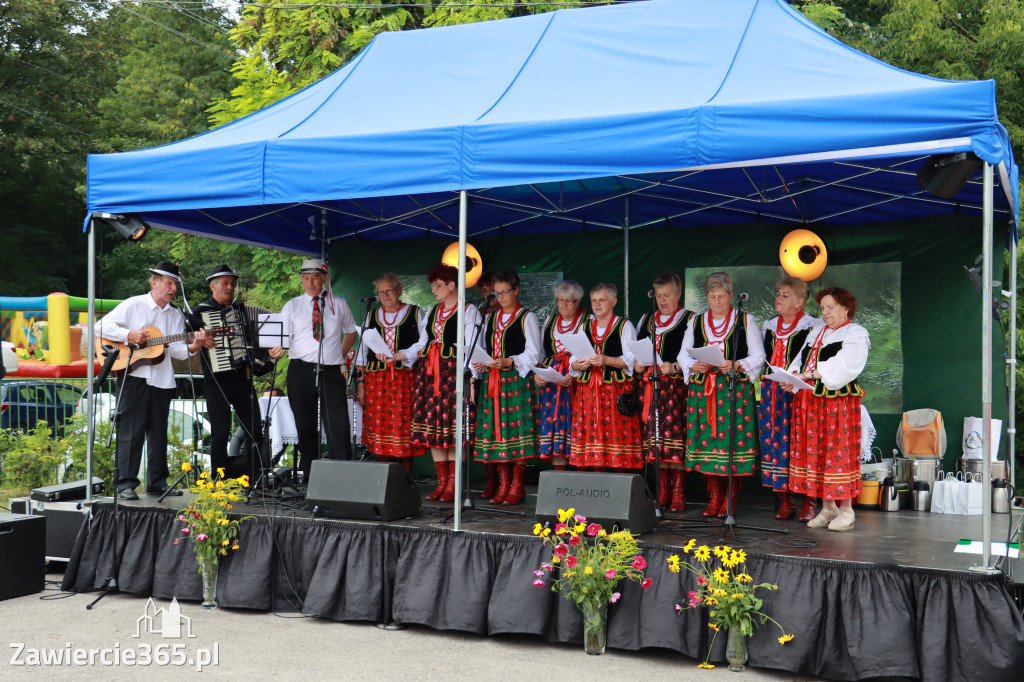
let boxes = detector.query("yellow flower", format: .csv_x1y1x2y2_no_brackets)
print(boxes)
683,539,696,554
222,539,230,546
541,528,551,537
713,545,730,560
557,508,575,523
598,530,607,538
731,548,747,564
219,549,227,556
231,544,239,550
736,573,752,583
217,519,229,526
556,526,568,535
722,553,741,569
217,467,226,477
225,504,233,509
712,588,727,598
697,662,715,669
574,523,586,534
694,545,711,562
215,480,225,489
666,555,681,573
730,593,744,600
708,623,719,632
227,494,239,502
778,634,794,645
552,555,561,565
533,523,543,536
705,597,719,606
238,475,249,487
181,462,192,472
713,568,730,584
566,572,576,578
584,566,593,575
199,472,209,480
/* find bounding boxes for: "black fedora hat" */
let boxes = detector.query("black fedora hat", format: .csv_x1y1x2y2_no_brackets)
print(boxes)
206,264,240,282
148,261,182,283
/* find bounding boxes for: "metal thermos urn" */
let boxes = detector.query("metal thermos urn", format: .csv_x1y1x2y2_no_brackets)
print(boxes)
992,479,1010,514
879,477,901,512
912,480,931,512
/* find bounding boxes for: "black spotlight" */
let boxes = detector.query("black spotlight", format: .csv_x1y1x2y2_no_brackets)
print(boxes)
917,152,983,199
96,212,149,243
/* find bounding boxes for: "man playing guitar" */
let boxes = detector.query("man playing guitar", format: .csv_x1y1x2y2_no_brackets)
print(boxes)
94,261,209,500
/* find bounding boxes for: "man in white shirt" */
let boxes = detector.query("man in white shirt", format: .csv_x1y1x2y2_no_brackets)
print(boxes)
269,259,357,481
95,262,208,500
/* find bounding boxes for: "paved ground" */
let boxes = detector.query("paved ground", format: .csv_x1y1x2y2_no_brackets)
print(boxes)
0,573,828,681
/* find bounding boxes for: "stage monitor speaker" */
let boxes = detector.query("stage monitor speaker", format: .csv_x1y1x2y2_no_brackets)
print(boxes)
535,471,656,535
917,152,983,199
306,460,421,522
0,514,46,601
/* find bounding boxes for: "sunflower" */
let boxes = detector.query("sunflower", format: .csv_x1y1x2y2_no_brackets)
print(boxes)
666,555,681,573
694,545,712,562
731,548,747,564
713,567,730,584
713,545,730,560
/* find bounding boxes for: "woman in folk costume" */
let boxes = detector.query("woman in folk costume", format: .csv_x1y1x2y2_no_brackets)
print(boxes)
410,264,483,502
471,270,541,505
634,271,694,511
680,271,765,517
786,287,869,532
534,280,588,470
758,276,824,520
355,273,427,470
569,282,643,471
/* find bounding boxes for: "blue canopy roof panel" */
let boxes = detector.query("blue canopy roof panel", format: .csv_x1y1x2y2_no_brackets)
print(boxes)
85,0,1019,253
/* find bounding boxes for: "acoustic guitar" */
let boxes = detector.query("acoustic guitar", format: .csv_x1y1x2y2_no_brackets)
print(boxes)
96,326,231,375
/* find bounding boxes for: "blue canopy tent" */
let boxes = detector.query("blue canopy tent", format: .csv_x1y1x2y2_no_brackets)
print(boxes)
83,0,1018,552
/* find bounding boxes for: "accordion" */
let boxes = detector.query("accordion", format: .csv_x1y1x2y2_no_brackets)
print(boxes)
201,304,274,376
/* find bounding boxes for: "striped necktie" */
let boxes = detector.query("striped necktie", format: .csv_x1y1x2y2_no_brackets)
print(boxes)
312,295,323,341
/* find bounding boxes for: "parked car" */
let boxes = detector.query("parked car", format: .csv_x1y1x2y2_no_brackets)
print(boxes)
0,380,82,434
74,394,211,446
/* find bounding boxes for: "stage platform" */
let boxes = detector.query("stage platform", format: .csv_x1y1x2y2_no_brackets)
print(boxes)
61,480,1024,681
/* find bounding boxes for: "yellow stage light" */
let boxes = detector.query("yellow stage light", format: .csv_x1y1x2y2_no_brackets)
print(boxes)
779,229,827,281
441,241,483,288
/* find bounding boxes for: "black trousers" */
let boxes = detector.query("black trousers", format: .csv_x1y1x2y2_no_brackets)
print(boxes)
205,368,265,478
287,359,351,479
115,376,173,492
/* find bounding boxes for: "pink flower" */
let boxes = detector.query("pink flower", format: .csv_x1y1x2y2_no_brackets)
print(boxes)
542,563,553,571
574,514,587,524
566,555,578,568
688,590,703,608
641,578,653,590
532,579,545,587
568,535,581,547
554,543,569,556
197,534,208,542
675,603,683,615
533,570,545,576
586,523,601,536
177,515,185,521
181,528,191,535
610,592,621,603
555,523,567,533
605,569,617,579
697,575,708,586
173,541,180,545
632,556,647,570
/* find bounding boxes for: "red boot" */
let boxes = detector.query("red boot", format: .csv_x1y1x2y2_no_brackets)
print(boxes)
657,470,671,508
399,457,412,472
552,464,567,471
490,462,512,504
503,463,526,505
797,496,818,521
481,462,499,499
669,469,687,512
439,461,458,502
702,478,723,517
426,461,448,500
775,491,795,519
719,480,740,517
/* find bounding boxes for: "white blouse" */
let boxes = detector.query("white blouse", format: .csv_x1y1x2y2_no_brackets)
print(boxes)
355,304,427,369
568,316,638,378
786,322,870,390
474,309,541,379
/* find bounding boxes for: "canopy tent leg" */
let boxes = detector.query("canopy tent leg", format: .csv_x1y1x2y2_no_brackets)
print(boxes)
454,191,468,532
623,197,630,318
86,219,97,507
973,163,997,573
1009,236,1018,490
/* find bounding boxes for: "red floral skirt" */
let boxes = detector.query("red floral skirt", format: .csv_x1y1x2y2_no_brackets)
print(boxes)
639,373,688,464
410,355,474,449
789,392,862,500
569,378,642,469
362,367,426,459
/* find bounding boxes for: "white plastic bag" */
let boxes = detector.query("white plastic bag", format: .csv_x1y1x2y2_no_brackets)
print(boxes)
962,417,1002,461
931,473,955,514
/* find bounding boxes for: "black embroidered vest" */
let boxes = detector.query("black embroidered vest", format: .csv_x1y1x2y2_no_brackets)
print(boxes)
483,309,529,357
689,311,749,382
636,310,693,364
417,304,467,360
798,340,865,398
540,313,587,367
366,305,420,373
578,317,629,384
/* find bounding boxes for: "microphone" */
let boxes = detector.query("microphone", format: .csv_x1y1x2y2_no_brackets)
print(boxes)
737,292,749,302
478,293,495,309
357,296,378,304
647,290,655,298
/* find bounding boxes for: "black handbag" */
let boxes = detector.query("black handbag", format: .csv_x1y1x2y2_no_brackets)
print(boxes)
616,389,640,416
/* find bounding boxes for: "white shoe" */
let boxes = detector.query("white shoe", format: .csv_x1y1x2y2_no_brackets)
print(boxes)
807,507,838,528
828,511,855,532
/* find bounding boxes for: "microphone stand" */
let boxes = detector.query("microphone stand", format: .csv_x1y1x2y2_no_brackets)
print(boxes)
646,304,665,522
312,290,328,482
88,345,134,609
350,299,375,461
449,297,522,520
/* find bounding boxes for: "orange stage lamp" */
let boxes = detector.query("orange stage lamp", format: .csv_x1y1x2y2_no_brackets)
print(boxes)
779,229,827,282
441,241,483,288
